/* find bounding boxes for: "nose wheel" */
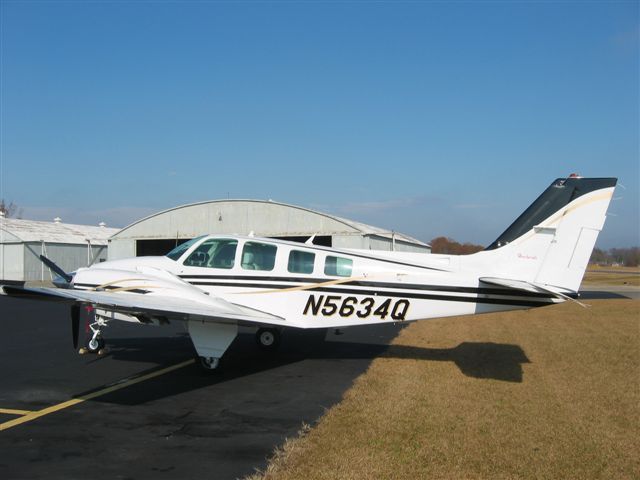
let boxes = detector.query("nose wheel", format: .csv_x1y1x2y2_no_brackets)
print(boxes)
78,311,109,355
86,335,106,353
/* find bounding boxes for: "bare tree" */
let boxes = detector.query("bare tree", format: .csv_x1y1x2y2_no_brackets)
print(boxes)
0,199,18,218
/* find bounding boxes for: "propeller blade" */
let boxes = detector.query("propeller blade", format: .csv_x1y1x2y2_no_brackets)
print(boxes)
39,255,73,283
71,304,80,349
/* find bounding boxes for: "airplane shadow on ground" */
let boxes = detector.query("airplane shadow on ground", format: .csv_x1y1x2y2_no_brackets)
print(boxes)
80,331,529,406
383,342,530,383
578,290,632,299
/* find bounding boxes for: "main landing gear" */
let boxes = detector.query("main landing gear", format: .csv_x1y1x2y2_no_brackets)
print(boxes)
255,328,281,350
199,356,221,370
196,328,282,373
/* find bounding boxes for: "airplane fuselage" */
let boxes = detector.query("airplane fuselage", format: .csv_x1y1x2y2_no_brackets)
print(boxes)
72,235,558,330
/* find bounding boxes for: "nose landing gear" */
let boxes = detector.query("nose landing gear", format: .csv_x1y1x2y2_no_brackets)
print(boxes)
85,334,106,354
78,311,109,356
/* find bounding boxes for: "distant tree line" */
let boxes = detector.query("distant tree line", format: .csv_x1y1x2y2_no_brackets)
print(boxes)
430,236,639,267
429,237,484,255
590,247,640,267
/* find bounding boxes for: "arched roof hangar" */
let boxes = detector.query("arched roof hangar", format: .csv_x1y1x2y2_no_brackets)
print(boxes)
108,200,430,260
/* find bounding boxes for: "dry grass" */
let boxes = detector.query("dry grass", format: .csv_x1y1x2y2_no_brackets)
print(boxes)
582,266,640,287
247,300,639,480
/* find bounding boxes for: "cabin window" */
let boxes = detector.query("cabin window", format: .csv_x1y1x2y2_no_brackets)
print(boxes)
288,250,315,274
324,256,353,277
183,238,237,269
241,241,277,271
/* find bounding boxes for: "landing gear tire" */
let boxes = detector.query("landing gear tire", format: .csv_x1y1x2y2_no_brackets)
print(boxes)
86,336,105,354
199,356,222,372
256,328,281,350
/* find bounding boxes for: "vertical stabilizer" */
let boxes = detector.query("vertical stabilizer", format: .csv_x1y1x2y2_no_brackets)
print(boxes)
476,176,617,293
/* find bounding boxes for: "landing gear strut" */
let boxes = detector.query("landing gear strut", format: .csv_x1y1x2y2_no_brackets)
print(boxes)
79,313,109,355
256,328,281,350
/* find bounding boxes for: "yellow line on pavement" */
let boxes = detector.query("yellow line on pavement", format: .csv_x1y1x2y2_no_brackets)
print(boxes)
0,408,33,416
0,359,195,432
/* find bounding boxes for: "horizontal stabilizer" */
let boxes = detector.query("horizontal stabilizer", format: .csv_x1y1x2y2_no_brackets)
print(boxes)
480,277,575,298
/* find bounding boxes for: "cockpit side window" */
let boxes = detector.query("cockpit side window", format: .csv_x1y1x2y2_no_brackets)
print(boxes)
241,241,277,271
183,239,238,269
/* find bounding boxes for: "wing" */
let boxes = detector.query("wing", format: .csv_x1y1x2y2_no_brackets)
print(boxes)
1,284,295,328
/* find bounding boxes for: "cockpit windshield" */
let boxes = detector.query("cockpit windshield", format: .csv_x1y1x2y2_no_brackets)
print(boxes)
165,236,208,261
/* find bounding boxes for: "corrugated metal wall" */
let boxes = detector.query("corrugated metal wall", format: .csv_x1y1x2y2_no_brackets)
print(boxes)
107,239,135,260
332,235,369,250
22,242,108,281
335,234,431,253
389,239,434,253
0,244,24,281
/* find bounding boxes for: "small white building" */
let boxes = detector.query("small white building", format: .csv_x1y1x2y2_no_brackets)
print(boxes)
0,216,119,284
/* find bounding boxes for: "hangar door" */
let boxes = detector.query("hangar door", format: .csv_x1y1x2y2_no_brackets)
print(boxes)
136,239,190,257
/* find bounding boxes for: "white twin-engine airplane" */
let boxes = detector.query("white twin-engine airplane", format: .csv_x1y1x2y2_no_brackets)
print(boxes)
2,176,617,370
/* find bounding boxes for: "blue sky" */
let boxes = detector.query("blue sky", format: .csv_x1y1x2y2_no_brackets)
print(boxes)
1,1,638,248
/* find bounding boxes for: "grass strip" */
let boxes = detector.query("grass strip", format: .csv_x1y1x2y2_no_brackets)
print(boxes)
248,299,639,480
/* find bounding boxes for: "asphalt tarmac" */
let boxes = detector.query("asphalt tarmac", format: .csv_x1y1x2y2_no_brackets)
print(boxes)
0,296,404,480
579,285,640,300
1,286,637,480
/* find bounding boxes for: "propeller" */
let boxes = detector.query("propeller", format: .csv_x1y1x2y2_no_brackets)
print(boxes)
39,255,73,284
71,304,80,349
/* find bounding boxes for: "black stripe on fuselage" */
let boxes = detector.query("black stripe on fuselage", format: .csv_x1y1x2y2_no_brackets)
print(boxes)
180,278,554,308
178,275,551,298
306,286,550,307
